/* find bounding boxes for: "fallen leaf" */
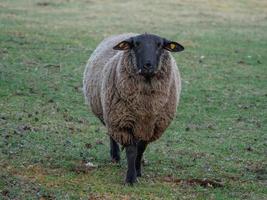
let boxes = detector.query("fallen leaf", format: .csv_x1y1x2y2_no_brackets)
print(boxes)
71,162,97,174
85,143,92,149
162,176,224,188
96,140,104,145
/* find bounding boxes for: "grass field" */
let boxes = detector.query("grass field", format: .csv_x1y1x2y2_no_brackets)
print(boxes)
0,0,267,199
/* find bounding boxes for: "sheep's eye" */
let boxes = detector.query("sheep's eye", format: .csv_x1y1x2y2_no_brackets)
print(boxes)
135,41,140,47
157,42,161,48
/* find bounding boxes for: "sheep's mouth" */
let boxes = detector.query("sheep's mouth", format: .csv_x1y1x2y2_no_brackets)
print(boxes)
137,69,157,78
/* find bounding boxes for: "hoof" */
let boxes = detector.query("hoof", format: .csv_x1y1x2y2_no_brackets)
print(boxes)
111,155,120,163
125,175,137,186
111,158,120,163
124,179,137,186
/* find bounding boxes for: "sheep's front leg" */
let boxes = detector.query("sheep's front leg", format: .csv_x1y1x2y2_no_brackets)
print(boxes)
125,142,137,185
110,136,120,163
136,140,147,177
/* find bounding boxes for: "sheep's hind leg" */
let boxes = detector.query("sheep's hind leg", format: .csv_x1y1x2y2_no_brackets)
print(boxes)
136,140,147,177
125,142,137,185
110,136,120,163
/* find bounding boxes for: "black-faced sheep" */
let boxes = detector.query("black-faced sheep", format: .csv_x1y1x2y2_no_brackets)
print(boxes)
83,33,184,185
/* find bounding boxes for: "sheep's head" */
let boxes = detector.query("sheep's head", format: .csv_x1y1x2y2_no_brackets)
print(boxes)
113,33,184,78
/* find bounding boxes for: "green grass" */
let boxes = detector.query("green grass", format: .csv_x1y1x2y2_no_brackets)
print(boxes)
0,0,266,199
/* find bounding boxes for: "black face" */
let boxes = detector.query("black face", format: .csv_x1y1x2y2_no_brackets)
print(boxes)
113,34,184,78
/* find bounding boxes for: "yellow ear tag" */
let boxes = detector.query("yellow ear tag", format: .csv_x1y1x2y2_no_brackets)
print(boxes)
170,43,176,49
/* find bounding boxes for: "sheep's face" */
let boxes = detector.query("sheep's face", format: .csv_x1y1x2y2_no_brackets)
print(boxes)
113,34,184,78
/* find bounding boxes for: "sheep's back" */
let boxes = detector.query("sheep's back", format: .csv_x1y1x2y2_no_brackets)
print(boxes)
83,33,138,122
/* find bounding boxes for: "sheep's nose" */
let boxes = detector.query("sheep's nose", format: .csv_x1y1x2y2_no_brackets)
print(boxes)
140,62,155,76
143,62,152,70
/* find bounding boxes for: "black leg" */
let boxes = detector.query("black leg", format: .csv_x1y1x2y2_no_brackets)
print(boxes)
125,143,137,185
135,140,147,177
110,136,120,163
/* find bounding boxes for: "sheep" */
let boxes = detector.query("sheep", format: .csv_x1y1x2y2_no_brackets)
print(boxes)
83,33,184,185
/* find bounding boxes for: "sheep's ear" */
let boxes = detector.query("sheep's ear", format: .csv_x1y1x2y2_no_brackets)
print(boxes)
113,38,133,50
163,39,184,52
